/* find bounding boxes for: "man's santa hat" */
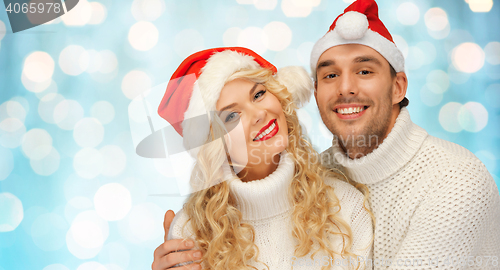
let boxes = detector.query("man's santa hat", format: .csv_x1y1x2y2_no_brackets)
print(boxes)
310,0,404,76
158,47,313,152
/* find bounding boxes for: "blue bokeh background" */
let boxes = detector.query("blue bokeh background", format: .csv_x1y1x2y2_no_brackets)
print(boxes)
0,0,499,269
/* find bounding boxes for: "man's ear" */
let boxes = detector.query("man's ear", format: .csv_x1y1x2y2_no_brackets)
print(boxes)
313,81,318,101
392,72,408,105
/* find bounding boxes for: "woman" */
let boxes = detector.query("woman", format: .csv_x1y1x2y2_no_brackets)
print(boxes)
153,47,373,270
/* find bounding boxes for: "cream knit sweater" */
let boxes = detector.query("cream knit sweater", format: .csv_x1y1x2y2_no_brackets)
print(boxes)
321,107,500,269
168,151,373,269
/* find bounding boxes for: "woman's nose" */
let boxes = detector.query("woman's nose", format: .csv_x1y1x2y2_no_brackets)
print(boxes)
251,104,267,125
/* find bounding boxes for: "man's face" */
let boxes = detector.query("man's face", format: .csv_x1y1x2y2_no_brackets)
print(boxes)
314,44,406,159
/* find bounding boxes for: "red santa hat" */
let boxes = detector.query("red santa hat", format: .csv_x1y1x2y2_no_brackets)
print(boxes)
158,47,313,152
310,0,404,76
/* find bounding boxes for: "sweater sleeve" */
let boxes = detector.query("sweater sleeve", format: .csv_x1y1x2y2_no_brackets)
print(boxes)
387,158,500,270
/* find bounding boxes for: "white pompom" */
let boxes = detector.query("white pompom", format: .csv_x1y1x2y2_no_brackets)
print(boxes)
276,66,314,108
335,11,369,40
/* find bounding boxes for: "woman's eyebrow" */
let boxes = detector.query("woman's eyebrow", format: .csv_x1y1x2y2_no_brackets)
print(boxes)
218,83,259,116
218,103,237,116
248,82,260,98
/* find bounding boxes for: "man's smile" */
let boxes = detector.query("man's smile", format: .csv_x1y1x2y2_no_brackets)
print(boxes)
333,104,369,120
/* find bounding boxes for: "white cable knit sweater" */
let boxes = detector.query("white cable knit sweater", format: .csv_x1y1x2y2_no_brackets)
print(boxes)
168,151,374,269
321,107,500,269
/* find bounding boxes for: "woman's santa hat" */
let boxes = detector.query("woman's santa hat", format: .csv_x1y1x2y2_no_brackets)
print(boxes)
310,0,404,76
158,47,313,152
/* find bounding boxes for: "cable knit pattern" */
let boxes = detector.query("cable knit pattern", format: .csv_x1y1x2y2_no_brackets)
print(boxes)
321,107,500,269
168,151,373,269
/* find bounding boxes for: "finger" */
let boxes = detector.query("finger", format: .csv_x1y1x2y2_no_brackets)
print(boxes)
162,249,202,269
154,238,195,258
163,210,175,242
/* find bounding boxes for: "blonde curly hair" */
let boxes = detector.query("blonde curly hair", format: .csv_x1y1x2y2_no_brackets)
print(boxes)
182,67,370,270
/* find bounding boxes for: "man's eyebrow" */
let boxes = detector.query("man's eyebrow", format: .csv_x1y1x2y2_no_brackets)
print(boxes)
354,56,382,66
316,60,335,71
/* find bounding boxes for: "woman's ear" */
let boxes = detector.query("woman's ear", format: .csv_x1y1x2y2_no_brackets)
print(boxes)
392,72,408,105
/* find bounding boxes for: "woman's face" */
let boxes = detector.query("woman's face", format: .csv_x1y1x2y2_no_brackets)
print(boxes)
215,78,288,169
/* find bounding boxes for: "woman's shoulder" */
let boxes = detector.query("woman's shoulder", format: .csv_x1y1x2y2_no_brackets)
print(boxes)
323,176,370,220
167,207,196,240
323,177,365,203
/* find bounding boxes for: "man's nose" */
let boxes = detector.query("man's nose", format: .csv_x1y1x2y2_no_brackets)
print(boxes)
338,73,357,96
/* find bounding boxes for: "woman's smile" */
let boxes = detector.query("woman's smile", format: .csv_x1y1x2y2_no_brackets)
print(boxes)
253,119,279,141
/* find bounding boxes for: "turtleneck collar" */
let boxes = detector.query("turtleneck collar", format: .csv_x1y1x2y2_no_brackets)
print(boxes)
227,151,295,221
326,107,428,185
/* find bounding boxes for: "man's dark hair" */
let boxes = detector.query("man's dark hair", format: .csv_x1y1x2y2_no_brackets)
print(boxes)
390,64,409,108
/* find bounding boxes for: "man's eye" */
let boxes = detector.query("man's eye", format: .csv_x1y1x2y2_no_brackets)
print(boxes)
325,74,338,79
254,90,266,100
358,70,371,75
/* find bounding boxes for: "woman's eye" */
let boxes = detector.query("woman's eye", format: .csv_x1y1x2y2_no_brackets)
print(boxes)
225,112,238,122
254,90,266,100
358,70,371,75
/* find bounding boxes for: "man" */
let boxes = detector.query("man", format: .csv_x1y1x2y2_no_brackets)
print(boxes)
152,0,500,269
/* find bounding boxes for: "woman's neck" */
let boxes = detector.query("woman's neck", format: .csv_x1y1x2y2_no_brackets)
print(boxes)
238,153,281,182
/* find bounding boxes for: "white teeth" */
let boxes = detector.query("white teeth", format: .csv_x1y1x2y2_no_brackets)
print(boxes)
255,122,276,140
337,107,365,115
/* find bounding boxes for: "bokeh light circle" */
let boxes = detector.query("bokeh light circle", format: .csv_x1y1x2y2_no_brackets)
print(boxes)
397,2,420,25
38,93,65,124
0,118,26,148
452,42,485,73
89,2,107,25
30,147,60,176
0,192,24,232
23,51,55,83
43,264,70,270
99,50,118,74
0,20,5,42
420,84,443,107
121,70,152,100
484,41,500,65
281,0,312,17
426,70,449,94
53,99,85,130
73,148,104,179
424,8,448,31
439,102,463,133
131,0,165,21
94,183,132,221
128,21,159,51
22,128,52,160
0,147,14,180
59,45,90,76
457,102,488,132
263,21,292,51
237,27,268,55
